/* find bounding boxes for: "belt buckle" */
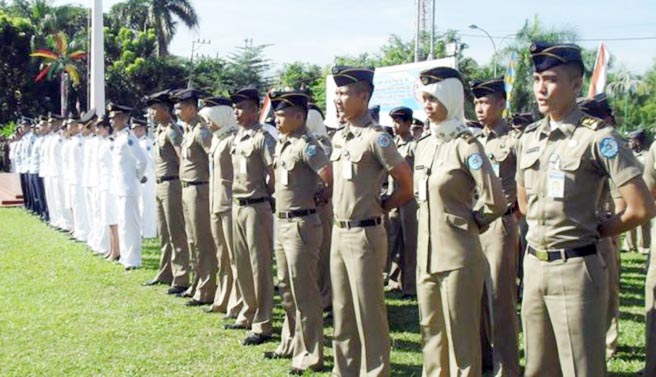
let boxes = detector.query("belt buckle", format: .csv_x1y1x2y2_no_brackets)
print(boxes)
344,220,351,230
559,248,567,262
535,249,549,262
281,212,291,220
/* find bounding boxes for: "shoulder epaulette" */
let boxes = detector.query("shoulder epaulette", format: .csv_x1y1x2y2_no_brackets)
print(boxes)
579,116,605,130
524,120,542,133
457,130,476,144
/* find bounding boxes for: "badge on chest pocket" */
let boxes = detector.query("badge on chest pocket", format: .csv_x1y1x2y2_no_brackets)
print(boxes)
342,160,353,180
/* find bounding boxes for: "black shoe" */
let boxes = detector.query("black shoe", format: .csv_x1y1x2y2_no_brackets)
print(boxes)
124,266,140,271
167,286,188,295
185,299,211,307
176,291,193,298
143,279,169,287
224,322,251,330
263,351,291,360
288,368,305,376
242,332,272,346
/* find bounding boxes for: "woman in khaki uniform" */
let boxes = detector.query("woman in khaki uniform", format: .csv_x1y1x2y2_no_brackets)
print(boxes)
414,66,506,377
199,97,243,317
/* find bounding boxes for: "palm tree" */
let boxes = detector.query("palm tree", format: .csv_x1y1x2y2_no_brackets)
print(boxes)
31,32,86,116
108,0,199,57
149,0,199,56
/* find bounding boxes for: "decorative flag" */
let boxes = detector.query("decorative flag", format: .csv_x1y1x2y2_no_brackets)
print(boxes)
503,51,517,118
588,42,610,98
258,92,272,124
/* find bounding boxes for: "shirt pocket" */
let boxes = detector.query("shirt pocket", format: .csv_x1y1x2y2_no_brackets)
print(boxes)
443,212,473,232
519,151,540,193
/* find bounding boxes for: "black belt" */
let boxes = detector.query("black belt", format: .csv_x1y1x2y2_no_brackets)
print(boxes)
277,209,316,219
156,175,179,184
334,217,382,229
235,197,268,206
181,180,208,188
527,244,597,262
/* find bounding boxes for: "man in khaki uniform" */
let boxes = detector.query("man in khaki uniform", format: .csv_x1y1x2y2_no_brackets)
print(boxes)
516,42,656,377
308,102,334,311
579,94,623,358
330,66,413,376
226,87,277,346
641,134,656,376
385,106,418,298
172,89,217,306
471,78,520,376
198,96,242,317
625,129,651,254
143,90,191,294
262,90,333,375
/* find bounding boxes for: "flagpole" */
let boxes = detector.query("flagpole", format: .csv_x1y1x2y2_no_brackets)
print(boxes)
90,0,105,115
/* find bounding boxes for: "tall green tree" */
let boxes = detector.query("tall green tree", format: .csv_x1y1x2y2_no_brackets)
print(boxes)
223,40,272,93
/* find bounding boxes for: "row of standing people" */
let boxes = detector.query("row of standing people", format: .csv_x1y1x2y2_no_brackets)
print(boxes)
8,40,656,377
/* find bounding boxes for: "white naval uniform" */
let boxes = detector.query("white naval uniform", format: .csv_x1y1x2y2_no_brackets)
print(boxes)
52,132,72,230
138,135,157,238
97,135,116,253
112,128,147,268
83,134,102,253
70,134,89,242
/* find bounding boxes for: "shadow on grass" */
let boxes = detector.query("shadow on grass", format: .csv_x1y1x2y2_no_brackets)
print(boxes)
391,361,422,376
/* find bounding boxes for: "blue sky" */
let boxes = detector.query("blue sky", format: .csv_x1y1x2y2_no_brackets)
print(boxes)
60,0,656,74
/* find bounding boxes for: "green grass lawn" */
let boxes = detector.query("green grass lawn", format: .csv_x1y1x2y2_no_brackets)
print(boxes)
0,207,648,376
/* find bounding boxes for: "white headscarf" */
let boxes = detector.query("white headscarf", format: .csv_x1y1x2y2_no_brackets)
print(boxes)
420,77,468,141
306,109,328,137
199,105,237,138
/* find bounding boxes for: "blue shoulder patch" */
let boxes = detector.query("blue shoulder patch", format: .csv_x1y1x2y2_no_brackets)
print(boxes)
599,137,618,159
305,144,317,158
467,153,483,170
377,133,392,148
128,139,134,146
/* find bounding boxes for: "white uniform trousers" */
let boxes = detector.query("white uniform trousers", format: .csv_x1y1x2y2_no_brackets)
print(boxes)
117,195,142,268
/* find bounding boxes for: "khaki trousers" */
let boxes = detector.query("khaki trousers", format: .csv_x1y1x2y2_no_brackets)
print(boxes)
479,214,520,377
274,215,324,370
417,256,485,377
644,224,656,375
232,201,274,335
317,202,333,310
209,210,242,316
598,236,620,358
386,200,418,295
153,180,190,287
331,224,390,376
182,184,217,302
522,251,608,377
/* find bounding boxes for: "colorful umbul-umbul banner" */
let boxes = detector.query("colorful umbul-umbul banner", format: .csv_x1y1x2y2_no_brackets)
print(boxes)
503,51,517,117
588,42,610,98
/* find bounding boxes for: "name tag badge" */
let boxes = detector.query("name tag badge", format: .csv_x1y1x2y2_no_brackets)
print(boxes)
418,176,428,202
280,168,289,186
492,162,500,177
240,159,247,175
342,160,353,180
547,171,565,198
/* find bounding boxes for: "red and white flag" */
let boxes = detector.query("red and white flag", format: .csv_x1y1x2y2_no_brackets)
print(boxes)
588,42,610,98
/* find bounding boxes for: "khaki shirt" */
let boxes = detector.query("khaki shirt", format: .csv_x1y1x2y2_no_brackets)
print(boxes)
180,116,212,182
330,113,405,220
477,120,517,208
642,142,656,190
154,121,183,178
414,132,506,273
387,133,416,194
516,108,642,250
274,126,329,212
210,129,236,213
231,123,276,199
